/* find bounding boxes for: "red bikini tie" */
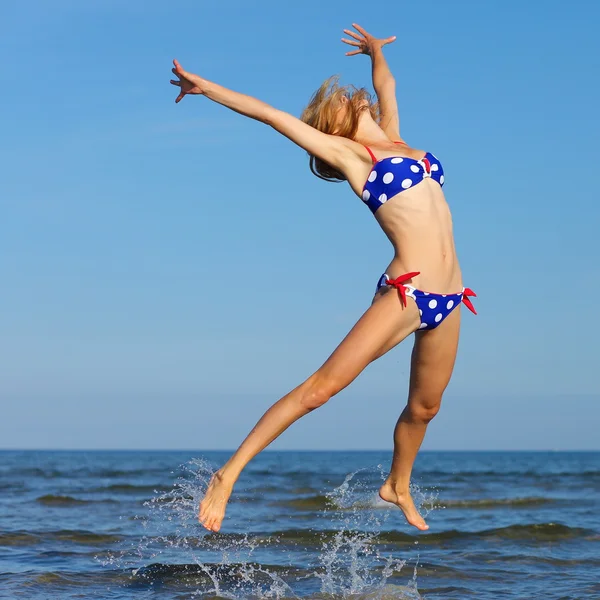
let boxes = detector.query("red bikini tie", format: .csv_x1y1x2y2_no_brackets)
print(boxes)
462,288,478,314
384,272,420,307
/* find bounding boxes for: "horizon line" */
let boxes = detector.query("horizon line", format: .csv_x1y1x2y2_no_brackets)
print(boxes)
0,448,598,453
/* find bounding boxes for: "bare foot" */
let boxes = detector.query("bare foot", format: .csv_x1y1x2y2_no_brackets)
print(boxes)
379,481,429,531
199,471,233,532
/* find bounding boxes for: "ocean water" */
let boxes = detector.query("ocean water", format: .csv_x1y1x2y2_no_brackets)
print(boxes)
0,450,598,599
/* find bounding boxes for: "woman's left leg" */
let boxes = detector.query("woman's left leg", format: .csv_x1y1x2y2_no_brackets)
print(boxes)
379,306,461,530
199,289,420,532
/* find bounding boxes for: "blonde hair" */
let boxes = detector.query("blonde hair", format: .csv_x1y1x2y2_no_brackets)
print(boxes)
300,76,379,182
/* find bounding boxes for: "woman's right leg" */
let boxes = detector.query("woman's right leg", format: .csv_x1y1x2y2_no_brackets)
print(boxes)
199,289,420,532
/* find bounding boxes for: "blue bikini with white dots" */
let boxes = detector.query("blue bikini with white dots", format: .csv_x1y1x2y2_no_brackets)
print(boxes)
376,273,477,330
364,145,477,328
361,146,444,214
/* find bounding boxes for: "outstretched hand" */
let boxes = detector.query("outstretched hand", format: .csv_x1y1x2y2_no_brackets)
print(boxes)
341,23,396,57
170,59,205,103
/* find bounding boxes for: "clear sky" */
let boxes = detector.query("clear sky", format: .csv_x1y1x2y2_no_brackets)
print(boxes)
1,0,599,450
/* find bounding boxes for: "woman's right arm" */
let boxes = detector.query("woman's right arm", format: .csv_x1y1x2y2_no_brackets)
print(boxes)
170,60,358,175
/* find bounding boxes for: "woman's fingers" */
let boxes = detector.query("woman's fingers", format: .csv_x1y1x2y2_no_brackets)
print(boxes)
172,59,191,79
345,50,362,56
343,28,363,41
172,59,187,102
341,37,360,47
352,23,370,37
350,23,396,47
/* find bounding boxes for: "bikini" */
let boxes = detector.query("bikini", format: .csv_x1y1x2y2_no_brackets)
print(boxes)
364,141,477,330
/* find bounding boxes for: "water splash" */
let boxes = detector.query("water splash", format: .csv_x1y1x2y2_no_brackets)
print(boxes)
99,459,428,599
314,468,412,598
100,458,298,598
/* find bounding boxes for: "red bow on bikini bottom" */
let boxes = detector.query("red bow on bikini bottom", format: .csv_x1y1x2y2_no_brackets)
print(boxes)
384,272,420,307
461,288,477,314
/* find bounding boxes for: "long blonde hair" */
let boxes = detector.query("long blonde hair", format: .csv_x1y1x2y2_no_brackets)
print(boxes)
300,76,378,182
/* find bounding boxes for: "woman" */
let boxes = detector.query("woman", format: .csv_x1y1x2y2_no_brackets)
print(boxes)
170,23,476,533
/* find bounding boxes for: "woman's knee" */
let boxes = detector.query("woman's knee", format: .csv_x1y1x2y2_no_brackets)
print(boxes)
299,374,339,411
406,393,443,423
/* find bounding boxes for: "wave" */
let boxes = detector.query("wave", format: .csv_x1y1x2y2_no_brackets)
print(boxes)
132,561,307,583
0,530,124,547
0,522,587,551
1,568,132,590
193,522,592,548
89,483,171,494
275,495,335,511
421,469,600,479
386,522,591,544
35,494,117,506
435,496,553,509
0,481,27,491
5,467,169,479
497,553,600,567
7,468,63,478
273,493,553,512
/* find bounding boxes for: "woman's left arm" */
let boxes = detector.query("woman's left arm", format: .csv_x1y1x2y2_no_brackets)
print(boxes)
342,24,403,142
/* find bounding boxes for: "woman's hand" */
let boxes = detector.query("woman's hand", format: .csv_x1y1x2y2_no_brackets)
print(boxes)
170,59,205,103
341,23,396,57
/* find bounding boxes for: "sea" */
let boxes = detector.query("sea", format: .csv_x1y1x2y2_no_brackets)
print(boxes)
0,450,598,599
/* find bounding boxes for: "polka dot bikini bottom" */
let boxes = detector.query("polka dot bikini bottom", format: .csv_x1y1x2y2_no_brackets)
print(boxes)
376,272,477,330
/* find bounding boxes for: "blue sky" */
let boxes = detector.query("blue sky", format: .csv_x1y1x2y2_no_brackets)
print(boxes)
1,0,598,450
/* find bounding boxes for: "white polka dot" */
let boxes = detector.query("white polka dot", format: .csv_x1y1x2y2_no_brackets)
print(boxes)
368,170,377,182
442,294,447,297
410,165,420,173
419,309,423,316
428,299,438,309
382,172,394,184
446,300,454,310
419,322,428,329
391,157,404,164
431,164,439,171
362,190,370,202
435,313,443,323
440,175,445,184
401,178,413,189
379,193,387,203
424,292,430,295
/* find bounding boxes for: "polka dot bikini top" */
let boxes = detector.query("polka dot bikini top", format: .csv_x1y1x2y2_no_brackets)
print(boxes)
361,142,445,214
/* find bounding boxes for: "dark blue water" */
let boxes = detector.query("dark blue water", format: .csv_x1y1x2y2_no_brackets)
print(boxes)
0,451,598,599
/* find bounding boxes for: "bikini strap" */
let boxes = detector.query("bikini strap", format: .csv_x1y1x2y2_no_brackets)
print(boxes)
364,145,377,164
393,140,408,146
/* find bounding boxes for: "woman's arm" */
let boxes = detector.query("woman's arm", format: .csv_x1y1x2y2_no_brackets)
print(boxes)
342,24,402,142
170,60,356,174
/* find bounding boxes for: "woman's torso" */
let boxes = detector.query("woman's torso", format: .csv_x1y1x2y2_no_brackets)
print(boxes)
345,142,462,294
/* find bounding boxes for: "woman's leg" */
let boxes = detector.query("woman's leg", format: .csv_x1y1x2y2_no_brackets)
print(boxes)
379,306,461,530
199,290,421,532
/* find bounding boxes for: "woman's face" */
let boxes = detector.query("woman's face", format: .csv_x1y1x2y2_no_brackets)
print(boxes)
332,95,350,133
333,94,369,135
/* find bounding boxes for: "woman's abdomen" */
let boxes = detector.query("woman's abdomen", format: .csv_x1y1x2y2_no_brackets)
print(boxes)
377,184,462,292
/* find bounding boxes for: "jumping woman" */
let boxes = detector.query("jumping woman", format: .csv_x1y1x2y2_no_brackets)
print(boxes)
170,23,476,533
